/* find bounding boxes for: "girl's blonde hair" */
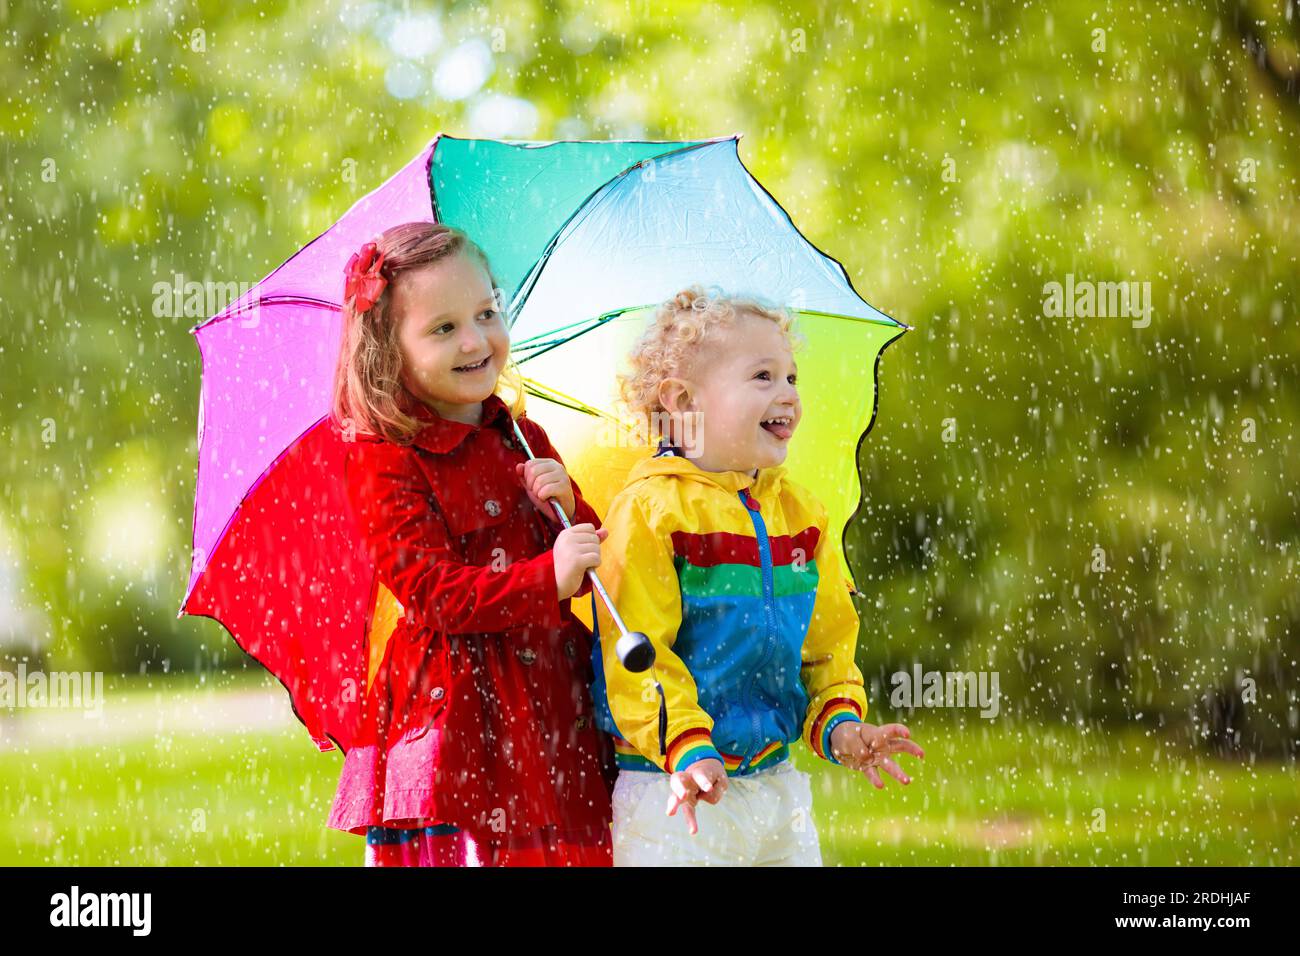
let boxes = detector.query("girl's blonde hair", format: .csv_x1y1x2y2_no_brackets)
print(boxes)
617,285,801,442
331,221,526,445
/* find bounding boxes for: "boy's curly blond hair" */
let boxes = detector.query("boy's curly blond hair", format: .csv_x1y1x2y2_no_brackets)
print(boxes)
617,285,802,442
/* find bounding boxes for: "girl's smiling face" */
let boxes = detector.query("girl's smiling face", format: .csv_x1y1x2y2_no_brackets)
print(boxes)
391,252,509,423
662,311,801,473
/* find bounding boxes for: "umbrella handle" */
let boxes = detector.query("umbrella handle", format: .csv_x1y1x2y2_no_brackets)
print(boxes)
510,419,655,673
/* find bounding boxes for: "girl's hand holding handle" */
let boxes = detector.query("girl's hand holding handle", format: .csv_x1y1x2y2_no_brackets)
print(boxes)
553,523,607,600
516,458,576,522
830,721,925,790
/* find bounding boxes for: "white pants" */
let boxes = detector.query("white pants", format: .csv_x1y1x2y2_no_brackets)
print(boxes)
611,760,822,866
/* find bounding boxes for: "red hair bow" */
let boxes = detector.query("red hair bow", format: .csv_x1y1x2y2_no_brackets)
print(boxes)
344,242,387,313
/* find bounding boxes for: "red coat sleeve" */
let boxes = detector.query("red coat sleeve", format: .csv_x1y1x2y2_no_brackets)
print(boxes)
345,440,563,635
517,416,600,598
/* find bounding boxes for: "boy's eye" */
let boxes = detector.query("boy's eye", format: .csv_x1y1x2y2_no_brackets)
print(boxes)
754,370,771,381
788,374,797,385
479,309,499,321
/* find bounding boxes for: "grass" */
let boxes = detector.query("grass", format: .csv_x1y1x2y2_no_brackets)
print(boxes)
0,672,1295,865
799,721,1298,866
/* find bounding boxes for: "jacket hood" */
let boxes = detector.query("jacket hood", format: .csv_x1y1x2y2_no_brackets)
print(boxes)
626,452,788,500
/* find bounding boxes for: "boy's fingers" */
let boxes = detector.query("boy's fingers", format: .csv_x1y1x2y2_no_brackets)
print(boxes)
690,766,714,793
878,723,911,738
666,787,699,830
879,757,912,785
864,767,885,789
699,785,724,805
890,739,925,759
668,773,696,801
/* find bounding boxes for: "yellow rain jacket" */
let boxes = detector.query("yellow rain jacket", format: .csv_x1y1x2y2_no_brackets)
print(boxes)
589,445,868,776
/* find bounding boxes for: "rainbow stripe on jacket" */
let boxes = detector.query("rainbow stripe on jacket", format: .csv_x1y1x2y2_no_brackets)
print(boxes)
589,445,868,777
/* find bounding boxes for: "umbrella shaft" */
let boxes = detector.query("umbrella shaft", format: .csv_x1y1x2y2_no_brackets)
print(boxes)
512,419,636,638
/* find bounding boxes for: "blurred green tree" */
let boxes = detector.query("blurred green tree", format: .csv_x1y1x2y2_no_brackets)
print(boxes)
2,0,1295,756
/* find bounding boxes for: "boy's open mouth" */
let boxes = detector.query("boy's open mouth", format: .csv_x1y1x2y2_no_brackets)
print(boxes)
453,356,491,374
760,416,794,440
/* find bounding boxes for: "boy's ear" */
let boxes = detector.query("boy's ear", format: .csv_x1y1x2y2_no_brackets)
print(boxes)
658,377,693,414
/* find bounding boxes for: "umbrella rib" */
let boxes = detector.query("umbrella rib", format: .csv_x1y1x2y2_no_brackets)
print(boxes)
729,142,911,333
439,132,740,148
519,378,610,418
519,378,644,443
189,294,341,334
511,323,610,364
511,305,649,356
511,317,608,351
428,134,444,224
793,307,911,330
507,139,732,323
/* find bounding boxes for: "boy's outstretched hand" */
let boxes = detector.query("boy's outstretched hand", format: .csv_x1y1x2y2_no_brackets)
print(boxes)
830,722,924,789
665,758,728,835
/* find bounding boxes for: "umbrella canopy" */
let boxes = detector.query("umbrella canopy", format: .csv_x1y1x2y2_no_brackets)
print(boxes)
180,133,906,753
491,137,907,601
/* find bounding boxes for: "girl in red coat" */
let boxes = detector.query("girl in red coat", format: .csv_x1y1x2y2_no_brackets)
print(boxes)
325,221,616,866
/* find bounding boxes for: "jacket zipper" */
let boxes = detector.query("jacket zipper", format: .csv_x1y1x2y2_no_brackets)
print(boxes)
738,487,778,772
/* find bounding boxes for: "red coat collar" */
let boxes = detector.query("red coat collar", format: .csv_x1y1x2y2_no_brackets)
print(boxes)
407,392,514,455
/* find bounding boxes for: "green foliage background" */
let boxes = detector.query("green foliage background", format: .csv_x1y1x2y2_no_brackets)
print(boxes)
2,0,1297,766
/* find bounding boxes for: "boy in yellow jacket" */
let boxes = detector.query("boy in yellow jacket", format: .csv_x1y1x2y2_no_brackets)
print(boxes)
590,286,924,866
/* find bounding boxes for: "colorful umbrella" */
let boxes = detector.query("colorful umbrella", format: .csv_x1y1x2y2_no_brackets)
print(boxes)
180,133,908,753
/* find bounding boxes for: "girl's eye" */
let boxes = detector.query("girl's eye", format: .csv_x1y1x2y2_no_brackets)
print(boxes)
432,323,454,335
754,370,771,381
788,374,797,385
